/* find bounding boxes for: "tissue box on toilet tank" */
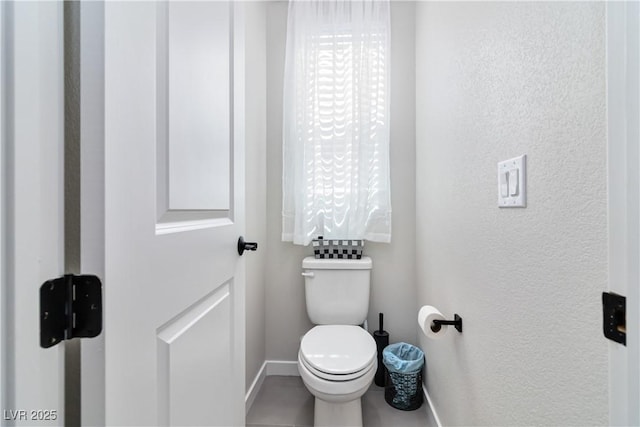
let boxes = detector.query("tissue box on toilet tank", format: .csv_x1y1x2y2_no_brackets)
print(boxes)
312,237,364,259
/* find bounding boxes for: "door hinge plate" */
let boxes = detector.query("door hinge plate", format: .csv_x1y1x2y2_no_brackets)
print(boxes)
40,274,102,348
602,292,626,346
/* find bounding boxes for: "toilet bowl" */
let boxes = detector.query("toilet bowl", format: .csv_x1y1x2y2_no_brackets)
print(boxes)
298,325,377,426
299,256,374,426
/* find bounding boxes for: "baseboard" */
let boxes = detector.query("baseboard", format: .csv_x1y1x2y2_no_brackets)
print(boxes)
265,360,300,376
245,361,267,415
423,382,443,427
245,360,300,415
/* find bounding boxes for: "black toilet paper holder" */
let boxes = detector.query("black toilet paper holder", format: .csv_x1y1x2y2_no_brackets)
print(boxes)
431,314,463,333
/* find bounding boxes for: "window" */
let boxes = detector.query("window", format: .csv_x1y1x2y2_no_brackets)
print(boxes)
282,0,391,246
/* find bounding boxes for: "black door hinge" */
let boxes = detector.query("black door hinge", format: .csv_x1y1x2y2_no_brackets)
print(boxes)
602,292,626,346
40,274,102,349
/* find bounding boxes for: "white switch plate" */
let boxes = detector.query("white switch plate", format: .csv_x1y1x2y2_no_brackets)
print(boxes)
498,154,526,208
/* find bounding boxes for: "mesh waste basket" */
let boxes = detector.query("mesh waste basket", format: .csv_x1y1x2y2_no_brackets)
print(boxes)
382,342,424,411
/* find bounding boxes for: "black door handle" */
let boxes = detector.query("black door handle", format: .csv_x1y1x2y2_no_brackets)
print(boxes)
238,236,258,256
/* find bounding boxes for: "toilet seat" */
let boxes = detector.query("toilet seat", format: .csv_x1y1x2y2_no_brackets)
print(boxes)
300,351,376,382
298,349,377,404
299,325,376,381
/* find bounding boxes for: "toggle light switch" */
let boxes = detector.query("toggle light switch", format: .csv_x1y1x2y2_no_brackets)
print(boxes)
500,172,509,197
508,169,518,196
497,155,526,208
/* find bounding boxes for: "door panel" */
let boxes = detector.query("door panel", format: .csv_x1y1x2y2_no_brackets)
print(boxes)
157,282,233,426
166,2,231,211
157,1,233,223
80,2,245,425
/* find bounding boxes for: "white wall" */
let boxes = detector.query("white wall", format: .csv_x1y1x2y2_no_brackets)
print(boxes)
366,1,417,343
415,2,608,425
245,1,267,393
265,0,309,363
265,1,417,362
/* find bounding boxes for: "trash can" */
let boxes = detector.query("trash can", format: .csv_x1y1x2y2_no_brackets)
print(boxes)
382,342,424,411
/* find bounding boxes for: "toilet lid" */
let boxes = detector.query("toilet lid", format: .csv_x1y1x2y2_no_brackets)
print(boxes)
300,325,376,376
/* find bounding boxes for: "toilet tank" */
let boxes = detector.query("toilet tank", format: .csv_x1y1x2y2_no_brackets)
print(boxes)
302,256,372,325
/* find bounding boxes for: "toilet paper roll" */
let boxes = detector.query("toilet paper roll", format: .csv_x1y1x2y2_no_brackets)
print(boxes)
418,305,449,339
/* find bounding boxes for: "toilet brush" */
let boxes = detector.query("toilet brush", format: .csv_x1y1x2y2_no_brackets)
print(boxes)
373,312,389,387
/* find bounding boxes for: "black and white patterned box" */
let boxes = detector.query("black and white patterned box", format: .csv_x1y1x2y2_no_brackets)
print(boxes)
312,237,363,259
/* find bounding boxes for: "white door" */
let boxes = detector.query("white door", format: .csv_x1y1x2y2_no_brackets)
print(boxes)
1,1,65,425
607,1,640,425
79,2,246,426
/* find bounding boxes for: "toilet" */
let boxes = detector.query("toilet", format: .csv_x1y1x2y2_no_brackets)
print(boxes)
298,256,376,427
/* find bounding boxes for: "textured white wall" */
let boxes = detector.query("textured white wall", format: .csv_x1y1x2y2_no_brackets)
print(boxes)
245,1,267,393
265,1,310,362
415,2,608,425
366,1,417,343
265,1,417,362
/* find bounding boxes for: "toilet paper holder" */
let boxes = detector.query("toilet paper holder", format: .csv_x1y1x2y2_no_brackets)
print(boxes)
431,314,463,333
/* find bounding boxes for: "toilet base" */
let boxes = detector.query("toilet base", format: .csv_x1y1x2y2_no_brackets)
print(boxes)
314,397,363,427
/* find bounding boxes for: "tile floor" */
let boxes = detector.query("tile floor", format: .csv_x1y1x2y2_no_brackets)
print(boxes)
246,376,430,427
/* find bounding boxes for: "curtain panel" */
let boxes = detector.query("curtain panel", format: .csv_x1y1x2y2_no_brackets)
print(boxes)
282,0,392,246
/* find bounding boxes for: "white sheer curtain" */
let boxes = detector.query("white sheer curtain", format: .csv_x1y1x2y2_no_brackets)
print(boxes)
282,0,391,246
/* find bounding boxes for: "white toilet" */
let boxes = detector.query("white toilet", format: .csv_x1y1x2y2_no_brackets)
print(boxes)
298,256,376,427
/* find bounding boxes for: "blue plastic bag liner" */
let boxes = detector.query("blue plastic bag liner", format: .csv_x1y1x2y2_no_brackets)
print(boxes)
382,342,424,374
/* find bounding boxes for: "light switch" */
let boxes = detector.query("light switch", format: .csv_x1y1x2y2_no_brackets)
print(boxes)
498,155,526,208
508,169,518,196
500,172,509,197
